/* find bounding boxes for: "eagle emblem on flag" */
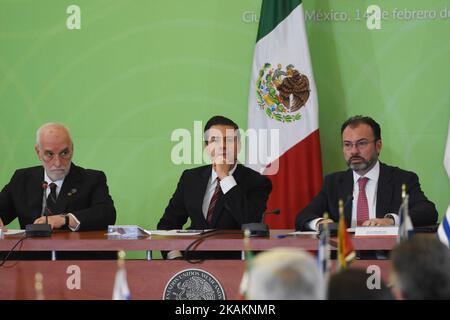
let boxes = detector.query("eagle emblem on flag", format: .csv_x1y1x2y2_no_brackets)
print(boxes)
256,63,310,122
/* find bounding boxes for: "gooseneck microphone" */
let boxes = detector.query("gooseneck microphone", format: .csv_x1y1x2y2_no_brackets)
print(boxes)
25,181,52,237
261,209,281,223
41,181,50,223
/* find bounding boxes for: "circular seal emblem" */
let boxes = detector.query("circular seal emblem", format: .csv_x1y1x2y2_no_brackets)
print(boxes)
256,63,310,122
163,268,226,300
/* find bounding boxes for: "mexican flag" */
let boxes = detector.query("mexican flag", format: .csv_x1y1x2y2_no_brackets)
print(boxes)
247,0,322,228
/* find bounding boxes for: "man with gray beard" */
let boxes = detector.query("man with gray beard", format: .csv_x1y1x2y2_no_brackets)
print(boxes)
296,115,437,231
0,123,116,232
0,123,116,260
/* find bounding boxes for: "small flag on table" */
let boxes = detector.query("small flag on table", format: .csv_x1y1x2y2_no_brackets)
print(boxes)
337,199,355,270
112,250,131,300
437,205,450,248
398,184,414,243
237,229,253,300
317,212,330,280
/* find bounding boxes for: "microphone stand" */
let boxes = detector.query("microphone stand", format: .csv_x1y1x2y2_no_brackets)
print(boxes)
241,209,281,237
25,182,52,237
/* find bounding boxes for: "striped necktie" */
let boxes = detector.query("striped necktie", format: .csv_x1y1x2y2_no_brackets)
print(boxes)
207,178,221,223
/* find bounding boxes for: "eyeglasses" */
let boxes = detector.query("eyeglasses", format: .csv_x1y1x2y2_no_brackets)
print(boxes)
42,149,72,162
342,139,376,150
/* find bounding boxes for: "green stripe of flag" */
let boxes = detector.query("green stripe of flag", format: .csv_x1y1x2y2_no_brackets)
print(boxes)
256,0,301,42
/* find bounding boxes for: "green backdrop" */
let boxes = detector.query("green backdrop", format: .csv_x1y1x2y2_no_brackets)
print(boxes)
1,0,449,239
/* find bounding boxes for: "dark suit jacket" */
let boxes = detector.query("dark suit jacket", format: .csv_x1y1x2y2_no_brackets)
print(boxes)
157,164,271,260
0,163,116,230
296,162,438,231
158,164,272,231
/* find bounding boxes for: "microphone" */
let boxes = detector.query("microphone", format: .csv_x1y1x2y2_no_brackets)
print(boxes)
241,209,281,237
318,195,353,236
42,182,49,221
261,209,281,222
25,181,52,237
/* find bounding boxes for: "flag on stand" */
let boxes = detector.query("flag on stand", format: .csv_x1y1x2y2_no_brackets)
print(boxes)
317,213,330,281
112,251,131,300
246,0,323,229
337,200,355,270
437,205,450,248
398,191,414,243
236,229,254,300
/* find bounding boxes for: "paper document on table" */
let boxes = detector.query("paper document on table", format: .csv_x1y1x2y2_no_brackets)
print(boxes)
149,230,207,236
2,229,25,235
287,231,318,235
106,225,151,238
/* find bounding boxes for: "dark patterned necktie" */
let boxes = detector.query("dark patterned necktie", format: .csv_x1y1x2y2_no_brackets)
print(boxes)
46,183,58,215
206,178,221,223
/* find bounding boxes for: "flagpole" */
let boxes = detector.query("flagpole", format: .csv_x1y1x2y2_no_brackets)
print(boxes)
337,199,355,271
318,212,330,281
337,199,344,271
112,250,131,300
398,184,413,243
237,229,253,299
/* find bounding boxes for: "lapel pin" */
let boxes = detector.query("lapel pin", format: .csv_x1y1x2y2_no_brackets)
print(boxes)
67,188,77,196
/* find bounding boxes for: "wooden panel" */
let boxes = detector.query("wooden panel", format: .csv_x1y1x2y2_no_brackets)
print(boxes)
0,260,391,300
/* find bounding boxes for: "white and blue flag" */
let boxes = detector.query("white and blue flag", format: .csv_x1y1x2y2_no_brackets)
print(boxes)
398,195,414,243
437,206,450,248
317,224,330,280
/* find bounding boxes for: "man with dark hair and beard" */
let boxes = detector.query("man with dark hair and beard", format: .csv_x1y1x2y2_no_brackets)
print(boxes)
296,115,437,231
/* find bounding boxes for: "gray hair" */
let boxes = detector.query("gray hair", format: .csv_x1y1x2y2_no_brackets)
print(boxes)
391,235,450,300
247,248,325,300
35,122,72,147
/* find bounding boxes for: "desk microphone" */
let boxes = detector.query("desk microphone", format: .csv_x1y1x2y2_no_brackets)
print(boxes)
25,181,52,237
241,209,281,237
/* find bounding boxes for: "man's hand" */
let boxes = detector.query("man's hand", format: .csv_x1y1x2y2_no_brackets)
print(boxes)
0,217,7,232
316,218,334,231
362,218,394,227
212,155,233,180
33,215,65,230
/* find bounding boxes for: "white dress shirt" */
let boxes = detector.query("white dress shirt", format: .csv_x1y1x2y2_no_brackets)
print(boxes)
43,171,80,231
167,164,238,260
308,161,398,230
201,164,238,219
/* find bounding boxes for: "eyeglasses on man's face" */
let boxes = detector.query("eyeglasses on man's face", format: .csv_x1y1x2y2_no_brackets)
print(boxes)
342,139,376,151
